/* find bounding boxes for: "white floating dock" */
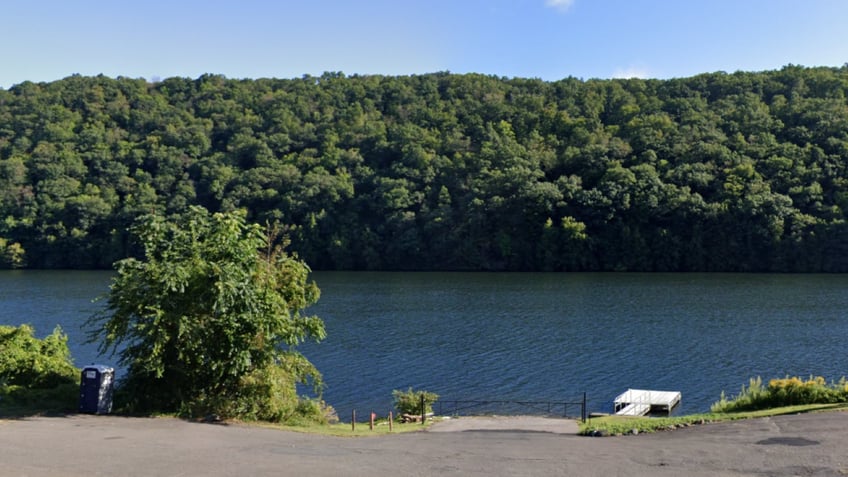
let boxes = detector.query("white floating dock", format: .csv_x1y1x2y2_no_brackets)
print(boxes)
613,389,681,416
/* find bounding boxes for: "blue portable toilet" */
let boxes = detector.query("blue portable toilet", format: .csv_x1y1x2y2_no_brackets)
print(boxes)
79,365,114,414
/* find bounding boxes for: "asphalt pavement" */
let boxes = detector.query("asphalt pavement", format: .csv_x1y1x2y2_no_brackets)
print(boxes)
2,411,848,476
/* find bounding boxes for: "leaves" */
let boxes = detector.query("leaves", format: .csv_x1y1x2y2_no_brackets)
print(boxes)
4,68,848,270
0,324,78,389
88,206,324,419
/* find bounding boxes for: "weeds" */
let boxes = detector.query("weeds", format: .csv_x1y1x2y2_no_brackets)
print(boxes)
711,375,848,413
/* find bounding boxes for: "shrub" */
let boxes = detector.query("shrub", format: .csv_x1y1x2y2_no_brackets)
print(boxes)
0,324,80,411
289,398,339,426
190,363,303,422
712,375,848,413
392,388,439,415
139,353,333,425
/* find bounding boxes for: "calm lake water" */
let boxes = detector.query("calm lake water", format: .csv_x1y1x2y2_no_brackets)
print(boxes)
2,270,848,418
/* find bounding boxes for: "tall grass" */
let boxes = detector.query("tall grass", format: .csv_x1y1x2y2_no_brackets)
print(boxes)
711,376,848,413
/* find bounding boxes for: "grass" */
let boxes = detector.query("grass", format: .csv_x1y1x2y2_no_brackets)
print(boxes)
579,403,848,436
6,399,848,438
0,397,435,437
9,373,848,438
251,417,435,436
0,383,434,436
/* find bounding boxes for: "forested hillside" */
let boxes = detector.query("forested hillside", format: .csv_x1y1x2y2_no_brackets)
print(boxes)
2,66,848,271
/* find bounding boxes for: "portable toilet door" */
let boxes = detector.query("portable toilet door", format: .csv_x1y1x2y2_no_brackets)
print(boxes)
79,365,114,414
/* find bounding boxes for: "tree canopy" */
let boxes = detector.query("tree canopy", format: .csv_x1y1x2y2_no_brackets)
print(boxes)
88,206,326,420
3,66,848,271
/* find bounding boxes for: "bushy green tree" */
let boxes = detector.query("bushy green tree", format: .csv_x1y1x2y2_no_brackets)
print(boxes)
0,324,79,409
88,206,327,421
0,237,26,268
392,388,439,416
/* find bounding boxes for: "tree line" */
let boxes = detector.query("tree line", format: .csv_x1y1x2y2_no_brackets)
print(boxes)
2,65,848,271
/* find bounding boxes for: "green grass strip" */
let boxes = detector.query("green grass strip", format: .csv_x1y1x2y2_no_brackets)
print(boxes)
579,403,848,436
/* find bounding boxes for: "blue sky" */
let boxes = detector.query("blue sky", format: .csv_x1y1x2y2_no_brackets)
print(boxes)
2,0,847,88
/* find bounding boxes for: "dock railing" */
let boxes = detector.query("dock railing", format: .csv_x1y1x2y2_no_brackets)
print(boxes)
613,389,681,416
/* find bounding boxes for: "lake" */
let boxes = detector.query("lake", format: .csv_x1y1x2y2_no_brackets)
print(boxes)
2,270,847,418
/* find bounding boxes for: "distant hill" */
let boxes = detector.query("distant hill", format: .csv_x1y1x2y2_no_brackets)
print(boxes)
2,66,848,271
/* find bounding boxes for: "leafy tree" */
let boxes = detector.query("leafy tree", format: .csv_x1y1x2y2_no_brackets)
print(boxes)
0,237,26,268
6,68,848,271
89,206,327,421
392,387,439,416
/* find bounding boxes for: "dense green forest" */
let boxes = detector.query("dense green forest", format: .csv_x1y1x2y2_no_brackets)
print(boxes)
2,66,848,271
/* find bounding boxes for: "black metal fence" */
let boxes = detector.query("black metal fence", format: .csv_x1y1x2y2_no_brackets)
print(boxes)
436,393,587,422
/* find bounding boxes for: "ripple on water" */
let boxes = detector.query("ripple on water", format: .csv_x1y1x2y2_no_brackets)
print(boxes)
4,271,848,419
